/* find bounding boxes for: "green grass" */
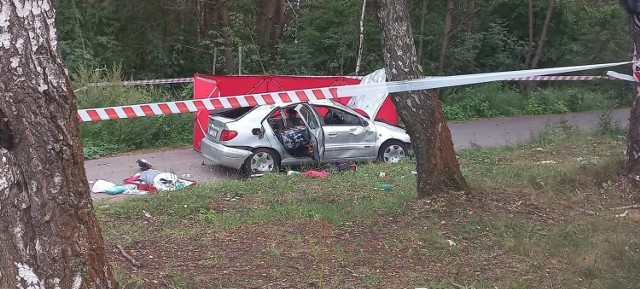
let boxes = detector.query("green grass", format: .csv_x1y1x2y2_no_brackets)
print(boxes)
97,128,640,288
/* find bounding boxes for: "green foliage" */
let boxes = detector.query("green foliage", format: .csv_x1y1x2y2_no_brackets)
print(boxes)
75,67,193,158
441,82,625,121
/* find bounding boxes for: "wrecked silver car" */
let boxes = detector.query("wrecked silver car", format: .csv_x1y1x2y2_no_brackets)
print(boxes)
200,99,412,174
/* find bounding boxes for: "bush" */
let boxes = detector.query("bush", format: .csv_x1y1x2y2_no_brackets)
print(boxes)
441,82,625,121
73,67,193,159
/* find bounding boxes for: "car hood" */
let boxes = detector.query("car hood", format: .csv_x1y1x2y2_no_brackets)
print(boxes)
373,121,411,143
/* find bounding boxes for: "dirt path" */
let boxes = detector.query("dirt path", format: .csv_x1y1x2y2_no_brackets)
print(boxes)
87,108,630,200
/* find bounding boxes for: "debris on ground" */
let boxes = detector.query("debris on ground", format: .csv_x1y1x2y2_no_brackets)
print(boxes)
302,170,330,179
91,159,196,196
538,160,557,164
374,184,394,191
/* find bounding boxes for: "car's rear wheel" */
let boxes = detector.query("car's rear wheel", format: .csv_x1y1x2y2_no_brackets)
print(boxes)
378,140,407,164
244,148,280,175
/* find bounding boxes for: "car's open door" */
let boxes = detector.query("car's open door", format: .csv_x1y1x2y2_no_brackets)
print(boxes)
294,103,325,162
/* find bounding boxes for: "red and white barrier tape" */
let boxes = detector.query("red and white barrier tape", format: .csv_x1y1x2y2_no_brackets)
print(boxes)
77,61,631,122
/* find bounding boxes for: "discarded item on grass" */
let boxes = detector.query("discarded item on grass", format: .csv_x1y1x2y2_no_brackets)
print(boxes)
379,172,386,178
611,204,640,210
375,184,394,191
143,210,152,218
104,185,127,195
447,239,457,246
411,171,417,177
117,244,141,267
577,156,599,165
250,173,265,177
302,170,330,179
538,160,557,164
287,170,301,176
616,210,629,218
532,147,544,151
91,179,116,193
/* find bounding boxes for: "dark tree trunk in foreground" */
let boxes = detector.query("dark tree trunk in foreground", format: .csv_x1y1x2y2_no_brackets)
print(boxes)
625,21,640,179
375,0,469,197
0,0,116,288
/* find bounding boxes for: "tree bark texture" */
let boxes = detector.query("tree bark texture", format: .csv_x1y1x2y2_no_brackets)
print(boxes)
436,0,453,76
375,0,469,197
416,0,429,63
625,22,640,179
255,0,287,65
219,0,236,74
0,1,116,288
530,0,556,70
355,0,367,75
465,0,475,33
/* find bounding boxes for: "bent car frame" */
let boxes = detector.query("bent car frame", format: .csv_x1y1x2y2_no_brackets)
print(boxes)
200,99,412,175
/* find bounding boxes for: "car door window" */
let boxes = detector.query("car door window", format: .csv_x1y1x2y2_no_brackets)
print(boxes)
314,105,362,126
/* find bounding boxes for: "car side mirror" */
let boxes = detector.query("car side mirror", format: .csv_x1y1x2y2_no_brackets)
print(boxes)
252,128,261,135
361,120,369,127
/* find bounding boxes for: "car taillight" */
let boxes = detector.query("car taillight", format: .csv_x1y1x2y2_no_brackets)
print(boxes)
219,129,238,141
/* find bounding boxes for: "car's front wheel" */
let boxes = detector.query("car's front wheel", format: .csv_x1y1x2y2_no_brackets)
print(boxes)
243,148,280,175
378,140,407,164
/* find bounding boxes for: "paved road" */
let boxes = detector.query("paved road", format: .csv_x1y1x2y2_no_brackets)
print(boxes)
87,108,631,200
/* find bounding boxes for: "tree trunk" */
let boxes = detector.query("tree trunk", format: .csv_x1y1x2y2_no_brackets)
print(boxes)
0,1,116,288
436,0,454,76
375,0,469,197
255,0,287,65
524,0,557,92
219,0,236,74
416,0,429,63
355,0,367,75
465,0,475,33
625,22,640,179
530,0,556,70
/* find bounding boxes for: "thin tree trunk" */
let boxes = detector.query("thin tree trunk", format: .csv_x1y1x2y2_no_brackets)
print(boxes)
355,0,367,75
375,0,469,197
520,0,536,93
530,0,557,70
437,0,454,76
416,0,429,63
625,22,640,179
525,0,557,91
523,0,535,68
0,1,116,288
219,0,236,74
465,0,475,33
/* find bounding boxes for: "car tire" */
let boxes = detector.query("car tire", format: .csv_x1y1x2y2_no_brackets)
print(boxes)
378,140,408,164
243,148,281,175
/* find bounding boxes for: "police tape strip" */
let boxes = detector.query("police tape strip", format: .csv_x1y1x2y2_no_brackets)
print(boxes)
77,61,631,122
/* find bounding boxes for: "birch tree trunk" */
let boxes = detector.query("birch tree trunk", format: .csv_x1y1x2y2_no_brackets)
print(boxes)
0,1,116,288
375,0,469,197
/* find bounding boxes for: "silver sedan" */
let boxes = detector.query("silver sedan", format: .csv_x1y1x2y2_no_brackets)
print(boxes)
200,100,412,174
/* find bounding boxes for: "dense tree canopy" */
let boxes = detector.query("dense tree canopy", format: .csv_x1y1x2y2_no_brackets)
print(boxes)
53,0,630,79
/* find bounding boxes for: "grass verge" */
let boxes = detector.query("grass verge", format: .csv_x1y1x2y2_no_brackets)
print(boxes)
95,128,640,288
